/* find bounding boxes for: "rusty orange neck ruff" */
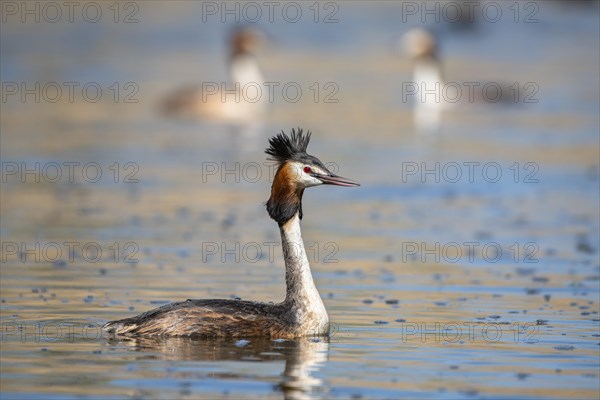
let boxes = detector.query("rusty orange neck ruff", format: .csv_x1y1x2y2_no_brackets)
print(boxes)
266,163,305,226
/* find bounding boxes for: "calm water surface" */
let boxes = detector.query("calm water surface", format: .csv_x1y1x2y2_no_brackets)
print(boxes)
1,2,599,399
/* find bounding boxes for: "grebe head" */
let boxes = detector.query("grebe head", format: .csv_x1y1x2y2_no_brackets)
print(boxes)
230,27,264,58
266,129,359,225
402,28,438,61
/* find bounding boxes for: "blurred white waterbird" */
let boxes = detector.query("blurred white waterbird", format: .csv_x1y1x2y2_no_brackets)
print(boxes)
402,28,521,134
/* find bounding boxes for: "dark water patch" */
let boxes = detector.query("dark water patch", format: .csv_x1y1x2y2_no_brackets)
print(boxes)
554,345,576,351
149,300,171,305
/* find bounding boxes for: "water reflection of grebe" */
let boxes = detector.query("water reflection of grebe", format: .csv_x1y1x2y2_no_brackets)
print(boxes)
160,27,267,123
104,129,359,338
106,336,329,400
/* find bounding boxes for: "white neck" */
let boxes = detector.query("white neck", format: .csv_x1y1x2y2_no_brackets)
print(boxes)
414,58,444,98
230,54,264,87
280,213,329,334
413,57,445,133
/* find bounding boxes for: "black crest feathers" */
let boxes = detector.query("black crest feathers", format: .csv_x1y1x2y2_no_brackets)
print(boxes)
265,128,311,165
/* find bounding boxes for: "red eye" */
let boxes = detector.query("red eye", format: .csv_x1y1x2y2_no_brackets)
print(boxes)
303,166,312,173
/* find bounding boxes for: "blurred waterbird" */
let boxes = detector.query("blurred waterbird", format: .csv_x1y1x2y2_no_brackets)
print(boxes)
161,27,267,122
402,28,522,134
403,28,445,134
104,129,359,338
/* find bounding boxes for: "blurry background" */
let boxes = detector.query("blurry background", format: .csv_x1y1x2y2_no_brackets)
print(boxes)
1,1,599,399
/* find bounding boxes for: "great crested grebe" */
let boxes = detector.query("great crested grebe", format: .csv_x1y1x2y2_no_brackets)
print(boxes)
161,27,267,122
104,129,359,338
